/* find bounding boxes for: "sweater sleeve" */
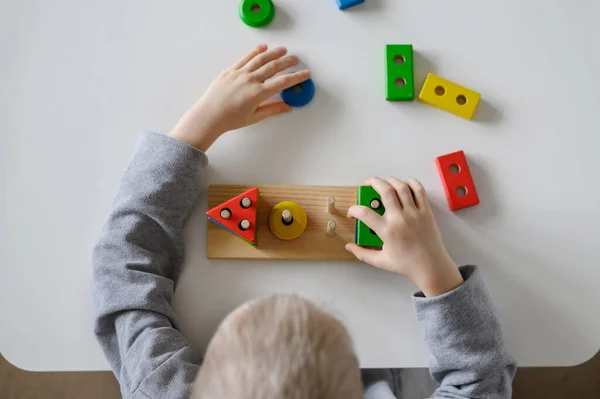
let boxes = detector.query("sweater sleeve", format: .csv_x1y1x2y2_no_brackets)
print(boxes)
413,265,517,399
92,131,208,399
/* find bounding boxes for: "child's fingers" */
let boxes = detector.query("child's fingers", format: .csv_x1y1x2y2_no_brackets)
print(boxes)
363,177,402,212
244,46,287,72
232,44,268,70
345,243,385,266
251,102,292,124
386,177,416,210
404,178,429,210
347,205,384,232
253,55,299,82
262,70,311,98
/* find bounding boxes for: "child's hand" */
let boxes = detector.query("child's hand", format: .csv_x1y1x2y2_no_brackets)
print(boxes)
169,44,310,152
346,177,464,297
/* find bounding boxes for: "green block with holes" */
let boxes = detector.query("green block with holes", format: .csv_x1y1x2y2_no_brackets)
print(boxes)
355,186,385,247
385,44,414,101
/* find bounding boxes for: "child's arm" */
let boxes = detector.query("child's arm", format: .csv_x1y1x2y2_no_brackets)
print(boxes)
92,44,309,399
347,177,517,399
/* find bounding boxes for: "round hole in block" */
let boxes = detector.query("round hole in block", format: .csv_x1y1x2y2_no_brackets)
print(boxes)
449,164,460,174
251,4,261,13
456,95,467,105
220,208,232,219
370,199,382,209
394,55,405,65
282,217,294,226
434,86,445,96
291,84,303,94
456,186,467,197
239,219,251,230
395,78,406,88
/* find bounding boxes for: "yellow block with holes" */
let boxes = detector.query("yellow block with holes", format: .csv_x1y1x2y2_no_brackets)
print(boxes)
418,73,480,120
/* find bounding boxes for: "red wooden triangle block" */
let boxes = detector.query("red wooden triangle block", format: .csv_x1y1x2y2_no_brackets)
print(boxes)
206,188,259,244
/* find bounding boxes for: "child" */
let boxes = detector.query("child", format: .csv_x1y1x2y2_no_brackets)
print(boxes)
92,44,516,399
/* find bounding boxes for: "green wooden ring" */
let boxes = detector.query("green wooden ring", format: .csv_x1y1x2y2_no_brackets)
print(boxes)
239,0,275,28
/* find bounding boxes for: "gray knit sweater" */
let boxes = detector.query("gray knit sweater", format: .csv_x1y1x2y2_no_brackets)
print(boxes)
92,132,516,399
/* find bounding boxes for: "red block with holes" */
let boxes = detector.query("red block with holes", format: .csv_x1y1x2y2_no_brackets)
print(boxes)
435,151,479,211
206,187,259,244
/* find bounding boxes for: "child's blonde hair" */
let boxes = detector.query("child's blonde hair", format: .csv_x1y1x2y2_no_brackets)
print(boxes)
191,294,363,399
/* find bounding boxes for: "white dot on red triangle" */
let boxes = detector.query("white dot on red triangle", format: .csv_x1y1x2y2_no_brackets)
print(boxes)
220,209,232,219
241,197,252,208
240,219,251,230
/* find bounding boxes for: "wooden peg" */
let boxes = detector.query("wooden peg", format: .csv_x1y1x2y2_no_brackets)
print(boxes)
370,199,382,210
327,220,336,237
220,208,232,219
282,209,293,225
326,196,336,214
240,197,252,209
239,219,251,231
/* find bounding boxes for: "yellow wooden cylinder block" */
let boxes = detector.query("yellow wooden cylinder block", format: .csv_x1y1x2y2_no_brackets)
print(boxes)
268,201,307,240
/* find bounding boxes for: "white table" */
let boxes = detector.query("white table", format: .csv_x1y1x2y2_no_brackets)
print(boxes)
1,0,599,371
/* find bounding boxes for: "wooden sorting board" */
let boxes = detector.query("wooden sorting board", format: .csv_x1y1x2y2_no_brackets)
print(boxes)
207,185,358,260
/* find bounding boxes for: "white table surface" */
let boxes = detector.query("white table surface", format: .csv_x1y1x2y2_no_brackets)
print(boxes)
2,0,599,371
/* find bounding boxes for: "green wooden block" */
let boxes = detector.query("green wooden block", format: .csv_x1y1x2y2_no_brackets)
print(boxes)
239,0,275,28
385,44,414,101
355,186,385,247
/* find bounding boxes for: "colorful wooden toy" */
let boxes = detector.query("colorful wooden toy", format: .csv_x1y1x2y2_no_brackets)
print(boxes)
336,0,365,10
355,186,384,247
435,150,480,211
386,45,414,101
206,187,260,245
418,73,480,120
280,78,315,107
268,201,307,240
207,185,357,260
239,0,275,28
